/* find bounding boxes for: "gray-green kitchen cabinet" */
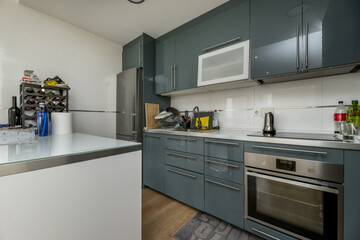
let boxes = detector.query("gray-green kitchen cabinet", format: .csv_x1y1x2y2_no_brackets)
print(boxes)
205,176,244,228
165,166,204,211
250,0,303,79
155,34,174,94
344,150,360,240
143,134,165,193
122,35,143,71
198,0,249,52
155,26,198,94
174,25,199,91
155,0,249,94
251,0,360,80
303,0,360,69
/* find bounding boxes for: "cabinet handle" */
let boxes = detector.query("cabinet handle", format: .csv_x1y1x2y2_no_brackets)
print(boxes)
173,65,176,90
138,44,142,66
167,137,196,142
205,159,239,168
202,37,241,52
251,228,280,240
305,22,309,69
205,179,240,191
146,135,160,138
205,140,239,146
296,25,300,70
170,65,174,90
251,145,327,155
167,152,196,160
167,168,197,179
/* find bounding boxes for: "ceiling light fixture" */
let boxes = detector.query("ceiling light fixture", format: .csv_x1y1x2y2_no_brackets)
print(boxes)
128,0,145,4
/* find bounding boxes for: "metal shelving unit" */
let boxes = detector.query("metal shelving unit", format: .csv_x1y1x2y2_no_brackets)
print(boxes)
19,82,70,127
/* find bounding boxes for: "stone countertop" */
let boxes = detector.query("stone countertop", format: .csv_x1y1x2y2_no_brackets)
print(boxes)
0,133,142,177
144,129,360,151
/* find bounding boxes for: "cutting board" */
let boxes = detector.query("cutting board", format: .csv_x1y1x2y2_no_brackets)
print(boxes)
145,103,160,129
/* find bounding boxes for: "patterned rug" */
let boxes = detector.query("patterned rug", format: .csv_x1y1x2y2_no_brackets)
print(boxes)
173,212,264,240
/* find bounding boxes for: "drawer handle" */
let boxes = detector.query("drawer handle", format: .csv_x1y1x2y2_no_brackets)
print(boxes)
251,145,327,155
167,168,197,179
146,135,160,138
205,159,239,168
202,37,241,52
251,228,280,240
167,137,196,142
205,179,240,191
205,140,239,146
167,152,196,160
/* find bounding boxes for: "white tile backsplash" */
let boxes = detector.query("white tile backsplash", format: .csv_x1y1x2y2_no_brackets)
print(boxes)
0,0,123,138
171,72,360,133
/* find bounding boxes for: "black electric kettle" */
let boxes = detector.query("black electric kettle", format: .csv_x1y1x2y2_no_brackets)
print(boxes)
263,112,276,133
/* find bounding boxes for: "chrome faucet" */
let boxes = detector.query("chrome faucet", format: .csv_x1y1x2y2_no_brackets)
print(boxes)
192,106,202,130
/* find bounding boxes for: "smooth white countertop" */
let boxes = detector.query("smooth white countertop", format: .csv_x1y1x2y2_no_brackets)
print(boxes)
0,133,141,165
145,129,360,150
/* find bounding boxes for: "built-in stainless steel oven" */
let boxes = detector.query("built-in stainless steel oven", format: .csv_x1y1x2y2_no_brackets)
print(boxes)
245,152,344,240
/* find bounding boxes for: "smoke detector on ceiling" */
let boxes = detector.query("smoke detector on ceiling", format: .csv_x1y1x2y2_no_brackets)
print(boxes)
128,0,145,4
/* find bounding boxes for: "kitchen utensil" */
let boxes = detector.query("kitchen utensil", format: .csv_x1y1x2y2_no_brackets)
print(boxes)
145,103,160,129
166,107,186,128
263,112,276,133
341,122,359,143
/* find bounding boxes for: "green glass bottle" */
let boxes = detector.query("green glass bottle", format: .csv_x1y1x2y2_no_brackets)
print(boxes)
347,100,360,123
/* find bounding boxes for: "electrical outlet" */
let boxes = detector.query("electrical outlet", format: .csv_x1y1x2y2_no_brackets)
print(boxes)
254,108,261,117
261,107,274,118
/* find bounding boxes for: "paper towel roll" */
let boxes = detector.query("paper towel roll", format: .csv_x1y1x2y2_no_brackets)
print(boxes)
51,112,73,135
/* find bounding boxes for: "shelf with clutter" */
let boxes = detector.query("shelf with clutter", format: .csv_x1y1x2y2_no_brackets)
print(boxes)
19,70,70,128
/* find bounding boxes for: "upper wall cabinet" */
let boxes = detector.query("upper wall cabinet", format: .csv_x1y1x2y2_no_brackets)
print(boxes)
155,0,250,95
198,0,249,52
303,0,360,69
251,0,303,79
155,25,199,94
251,0,360,80
155,34,174,94
174,25,199,91
123,35,143,71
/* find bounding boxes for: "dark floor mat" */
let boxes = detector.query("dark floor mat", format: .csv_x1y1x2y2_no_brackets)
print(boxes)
173,212,264,240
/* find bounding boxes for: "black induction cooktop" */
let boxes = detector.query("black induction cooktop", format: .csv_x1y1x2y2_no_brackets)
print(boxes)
247,132,342,142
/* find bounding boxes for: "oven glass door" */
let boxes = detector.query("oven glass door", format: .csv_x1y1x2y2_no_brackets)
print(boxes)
246,171,339,240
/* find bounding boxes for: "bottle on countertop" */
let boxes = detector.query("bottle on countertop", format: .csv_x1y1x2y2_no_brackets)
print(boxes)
334,101,347,136
37,102,49,137
212,110,220,130
8,96,21,127
347,100,360,124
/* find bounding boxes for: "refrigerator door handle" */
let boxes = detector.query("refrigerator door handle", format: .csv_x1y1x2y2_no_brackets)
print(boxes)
131,113,137,134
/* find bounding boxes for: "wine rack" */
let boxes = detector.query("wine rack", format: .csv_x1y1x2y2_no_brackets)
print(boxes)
19,82,70,128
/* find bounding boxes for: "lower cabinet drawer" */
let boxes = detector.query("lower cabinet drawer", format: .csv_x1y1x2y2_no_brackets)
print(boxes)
245,219,298,240
165,151,204,173
205,157,243,184
165,166,204,211
205,176,244,228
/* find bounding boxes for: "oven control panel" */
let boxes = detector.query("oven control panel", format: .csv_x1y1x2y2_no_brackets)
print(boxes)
276,159,296,172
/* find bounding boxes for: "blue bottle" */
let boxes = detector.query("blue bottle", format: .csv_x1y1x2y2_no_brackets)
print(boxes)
37,102,49,137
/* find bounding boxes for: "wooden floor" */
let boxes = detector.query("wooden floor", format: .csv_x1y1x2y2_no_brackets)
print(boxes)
142,188,198,240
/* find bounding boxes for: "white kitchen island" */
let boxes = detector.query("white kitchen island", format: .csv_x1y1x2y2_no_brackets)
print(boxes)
0,133,142,240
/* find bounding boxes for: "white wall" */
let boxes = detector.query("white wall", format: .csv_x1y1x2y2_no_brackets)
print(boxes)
0,0,123,138
171,72,360,133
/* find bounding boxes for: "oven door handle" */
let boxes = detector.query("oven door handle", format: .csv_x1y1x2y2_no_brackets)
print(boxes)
246,171,339,194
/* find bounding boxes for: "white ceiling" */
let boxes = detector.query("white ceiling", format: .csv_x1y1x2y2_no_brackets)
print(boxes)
19,0,228,45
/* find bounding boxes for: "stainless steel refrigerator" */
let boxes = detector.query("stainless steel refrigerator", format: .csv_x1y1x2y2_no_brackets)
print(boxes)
116,68,143,142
